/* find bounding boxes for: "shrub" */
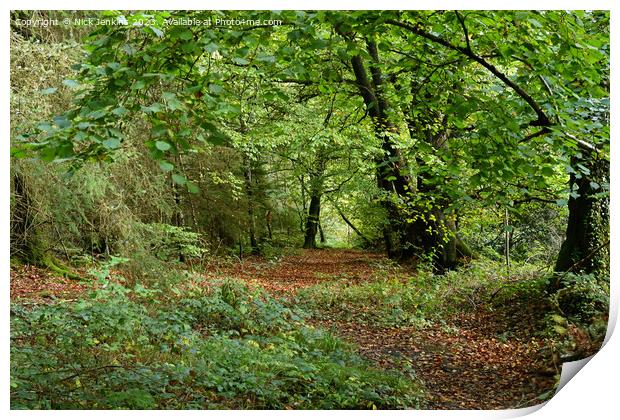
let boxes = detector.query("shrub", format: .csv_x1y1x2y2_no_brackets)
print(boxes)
554,272,609,323
297,258,549,327
139,223,207,262
297,276,431,327
11,275,423,409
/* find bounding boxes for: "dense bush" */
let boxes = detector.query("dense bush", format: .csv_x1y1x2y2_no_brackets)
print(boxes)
554,272,609,323
139,222,207,262
539,272,609,367
10,274,423,409
297,276,431,327
458,202,567,265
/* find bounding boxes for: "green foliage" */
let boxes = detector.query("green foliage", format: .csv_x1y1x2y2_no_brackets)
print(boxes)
11,274,423,409
297,258,548,327
10,10,609,267
554,272,609,323
297,276,431,327
540,273,609,364
256,241,286,261
8,11,610,409
459,202,567,264
139,223,207,262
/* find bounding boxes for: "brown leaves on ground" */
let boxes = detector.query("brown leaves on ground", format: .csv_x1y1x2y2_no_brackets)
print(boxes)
10,249,558,409
202,248,392,295
314,314,555,409
208,248,557,409
10,264,89,303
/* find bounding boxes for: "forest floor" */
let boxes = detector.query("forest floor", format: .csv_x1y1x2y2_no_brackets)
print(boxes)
202,248,558,409
10,249,558,409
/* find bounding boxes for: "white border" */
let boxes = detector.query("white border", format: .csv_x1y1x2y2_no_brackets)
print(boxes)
2,2,617,419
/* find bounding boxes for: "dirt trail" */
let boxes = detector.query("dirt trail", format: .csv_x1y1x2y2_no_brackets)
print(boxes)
212,248,557,409
204,248,388,294
11,249,557,409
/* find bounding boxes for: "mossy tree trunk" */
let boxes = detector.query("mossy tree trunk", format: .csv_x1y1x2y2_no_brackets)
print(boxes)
345,35,471,269
302,149,327,250
406,109,473,272
11,169,85,280
11,170,44,263
243,153,258,253
551,154,609,290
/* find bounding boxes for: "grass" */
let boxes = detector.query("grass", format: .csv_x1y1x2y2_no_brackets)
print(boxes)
296,259,551,327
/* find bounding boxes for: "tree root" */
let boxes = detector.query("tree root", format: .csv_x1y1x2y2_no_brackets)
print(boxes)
40,254,89,282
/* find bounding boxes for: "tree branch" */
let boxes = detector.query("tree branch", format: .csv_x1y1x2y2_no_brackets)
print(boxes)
519,128,552,143
385,18,551,128
454,11,471,53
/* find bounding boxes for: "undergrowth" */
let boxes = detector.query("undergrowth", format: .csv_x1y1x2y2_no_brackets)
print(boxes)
296,259,550,327
10,264,423,409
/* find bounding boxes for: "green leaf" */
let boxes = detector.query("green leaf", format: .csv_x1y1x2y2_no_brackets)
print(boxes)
205,42,218,53
207,131,229,146
107,62,121,71
186,180,199,194
142,103,163,114
53,115,71,129
131,80,147,90
256,53,276,63
179,30,193,41
541,166,555,177
208,84,223,94
233,57,250,65
11,146,27,158
155,141,172,151
470,173,482,186
527,18,543,28
553,325,567,335
102,138,121,149
108,128,123,138
219,103,241,115
172,173,187,185
112,107,128,117
88,109,107,120
122,43,137,56
159,161,174,172
147,26,164,37
162,92,184,111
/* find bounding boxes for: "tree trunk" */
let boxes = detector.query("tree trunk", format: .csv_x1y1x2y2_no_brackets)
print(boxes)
302,148,327,249
303,192,321,249
243,154,258,252
348,43,414,259
551,154,609,290
11,170,42,263
265,210,273,240
10,169,86,280
338,30,470,267
318,221,326,244
404,86,473,271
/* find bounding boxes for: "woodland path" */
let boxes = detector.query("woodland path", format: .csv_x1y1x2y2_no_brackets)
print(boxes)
205,248,557,409
10,249,557,409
